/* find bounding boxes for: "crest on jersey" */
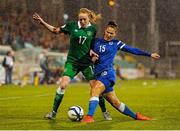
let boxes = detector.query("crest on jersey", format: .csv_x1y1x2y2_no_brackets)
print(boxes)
109,42,113,45
101,71,107,76
74,29,78,32
87,31,92,36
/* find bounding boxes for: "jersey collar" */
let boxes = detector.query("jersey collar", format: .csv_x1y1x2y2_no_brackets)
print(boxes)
78,21,91,29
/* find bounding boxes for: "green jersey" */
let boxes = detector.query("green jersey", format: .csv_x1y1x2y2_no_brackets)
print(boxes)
60,21,96,66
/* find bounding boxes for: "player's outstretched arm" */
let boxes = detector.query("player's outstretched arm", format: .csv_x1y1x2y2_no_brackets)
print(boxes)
121,44,151,57
121,44,160,60
33,13,60,34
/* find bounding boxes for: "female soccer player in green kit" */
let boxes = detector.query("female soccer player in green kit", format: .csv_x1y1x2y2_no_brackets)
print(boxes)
33,8,112,120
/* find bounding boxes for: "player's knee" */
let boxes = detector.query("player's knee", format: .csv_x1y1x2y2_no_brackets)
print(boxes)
60,77,70,89
111,99,120,108
59,81,68,89
60,83,67,89
91,87,101,97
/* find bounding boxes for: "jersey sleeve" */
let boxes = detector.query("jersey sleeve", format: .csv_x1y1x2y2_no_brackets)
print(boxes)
117,41,126,50
60,22,73,34
120,43,151,57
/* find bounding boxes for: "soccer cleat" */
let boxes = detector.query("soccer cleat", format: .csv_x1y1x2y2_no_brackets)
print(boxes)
103,111,112,121
44,111,56,119
81,115,95,123
136,112,151,120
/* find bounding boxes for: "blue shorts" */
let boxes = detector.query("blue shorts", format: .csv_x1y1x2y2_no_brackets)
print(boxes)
95,69,116,94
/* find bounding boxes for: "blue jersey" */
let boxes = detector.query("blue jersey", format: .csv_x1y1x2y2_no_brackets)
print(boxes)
93,38,151,75
93,39,151,93
93,38,151,93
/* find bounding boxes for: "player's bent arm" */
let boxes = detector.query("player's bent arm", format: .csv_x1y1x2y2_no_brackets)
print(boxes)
33,13,60,34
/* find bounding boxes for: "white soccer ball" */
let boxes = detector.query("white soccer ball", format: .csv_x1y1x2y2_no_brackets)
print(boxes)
67,106,84,121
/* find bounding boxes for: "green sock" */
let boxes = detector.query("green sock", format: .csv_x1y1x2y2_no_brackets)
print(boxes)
99,95,106,112
52,92,64,113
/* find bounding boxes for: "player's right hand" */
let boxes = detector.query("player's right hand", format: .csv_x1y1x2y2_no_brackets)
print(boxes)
33,13,43,24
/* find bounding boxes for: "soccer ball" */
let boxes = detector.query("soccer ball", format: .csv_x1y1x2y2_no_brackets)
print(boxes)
67,106,84,121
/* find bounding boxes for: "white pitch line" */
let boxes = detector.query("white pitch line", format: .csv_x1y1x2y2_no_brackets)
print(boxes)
0,96,22,100
0,94,52,101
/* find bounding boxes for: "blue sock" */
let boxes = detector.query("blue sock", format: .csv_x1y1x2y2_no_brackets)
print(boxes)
87,96,99,116
118,102,136,119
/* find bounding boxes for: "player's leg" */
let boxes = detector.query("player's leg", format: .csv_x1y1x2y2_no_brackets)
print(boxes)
45,62,77,119
98,95,106,112
96,70,116,121
105,91,151,120
89,80,105,116
53,76,70,112
83,66,112,120
90,81,112,121
82,80,105,123
98,95,112,120
44,76,71,119
105,91,136,119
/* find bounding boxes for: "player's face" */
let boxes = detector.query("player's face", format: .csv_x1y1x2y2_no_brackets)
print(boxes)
104,27,116,41
78,13,90,28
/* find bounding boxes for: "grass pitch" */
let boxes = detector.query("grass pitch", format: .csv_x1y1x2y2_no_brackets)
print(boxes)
0,79,180,130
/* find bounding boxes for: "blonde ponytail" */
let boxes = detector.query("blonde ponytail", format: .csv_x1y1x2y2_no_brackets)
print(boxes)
79,8,102,24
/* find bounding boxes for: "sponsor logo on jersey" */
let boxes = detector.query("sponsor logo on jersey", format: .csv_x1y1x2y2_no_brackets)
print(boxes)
109,42,113,45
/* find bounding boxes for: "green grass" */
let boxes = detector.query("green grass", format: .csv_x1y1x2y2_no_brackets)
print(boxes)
0,79,180,130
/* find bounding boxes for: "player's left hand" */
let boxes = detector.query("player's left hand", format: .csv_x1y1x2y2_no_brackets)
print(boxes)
151,53,160,60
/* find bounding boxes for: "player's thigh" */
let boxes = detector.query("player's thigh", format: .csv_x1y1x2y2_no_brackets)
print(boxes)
91,80,105,97
81,65,95,81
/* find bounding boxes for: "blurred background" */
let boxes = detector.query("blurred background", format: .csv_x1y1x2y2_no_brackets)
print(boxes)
0,0,180,85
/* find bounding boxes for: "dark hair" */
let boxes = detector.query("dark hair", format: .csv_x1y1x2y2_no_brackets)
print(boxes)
107,21,118,30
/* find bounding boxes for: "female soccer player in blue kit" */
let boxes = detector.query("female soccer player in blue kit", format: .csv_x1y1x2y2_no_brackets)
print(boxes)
82,21,160,123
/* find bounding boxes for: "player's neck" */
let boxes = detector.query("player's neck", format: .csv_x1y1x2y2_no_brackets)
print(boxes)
104,37,112,42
